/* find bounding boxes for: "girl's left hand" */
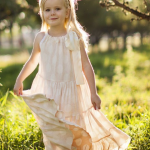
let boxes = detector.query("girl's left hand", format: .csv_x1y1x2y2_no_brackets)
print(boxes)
91,93,101,110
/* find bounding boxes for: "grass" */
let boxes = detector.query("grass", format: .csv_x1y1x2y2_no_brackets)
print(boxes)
0,44,150,149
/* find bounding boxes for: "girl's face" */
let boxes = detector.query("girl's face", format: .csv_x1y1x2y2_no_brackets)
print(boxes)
43,0,69,28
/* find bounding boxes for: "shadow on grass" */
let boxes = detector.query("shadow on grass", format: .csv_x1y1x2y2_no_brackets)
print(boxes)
89,49,125,82
0,64,38,95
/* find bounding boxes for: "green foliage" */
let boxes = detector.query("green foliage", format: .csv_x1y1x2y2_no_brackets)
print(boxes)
128,110,150,150
0,0,20,21
25,0,38,6
0,91,44,150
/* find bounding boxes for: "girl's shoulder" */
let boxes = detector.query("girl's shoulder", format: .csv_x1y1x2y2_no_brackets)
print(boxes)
31,31,46,53
35,31,46,45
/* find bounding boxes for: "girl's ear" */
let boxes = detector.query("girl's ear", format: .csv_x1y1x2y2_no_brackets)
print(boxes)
66,9,70,18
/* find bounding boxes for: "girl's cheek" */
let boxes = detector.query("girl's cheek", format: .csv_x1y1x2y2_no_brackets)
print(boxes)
44,12,48,17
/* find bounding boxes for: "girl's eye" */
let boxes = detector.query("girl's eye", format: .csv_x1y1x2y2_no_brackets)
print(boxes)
56,8,60,10
46,9,50,12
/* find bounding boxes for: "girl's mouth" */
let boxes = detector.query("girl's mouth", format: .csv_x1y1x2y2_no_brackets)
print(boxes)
51,18,58,20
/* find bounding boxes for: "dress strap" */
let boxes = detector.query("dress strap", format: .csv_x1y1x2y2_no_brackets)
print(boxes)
65,30,85,85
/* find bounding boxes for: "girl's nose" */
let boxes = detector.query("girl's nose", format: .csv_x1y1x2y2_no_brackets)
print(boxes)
51,10,55,15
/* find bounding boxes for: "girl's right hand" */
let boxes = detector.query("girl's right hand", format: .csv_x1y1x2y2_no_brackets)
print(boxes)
13,80,23,96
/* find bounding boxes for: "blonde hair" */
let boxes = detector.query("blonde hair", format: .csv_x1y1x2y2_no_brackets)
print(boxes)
38,0,90,53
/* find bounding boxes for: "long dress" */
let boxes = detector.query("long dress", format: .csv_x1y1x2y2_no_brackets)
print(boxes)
20,29,131,150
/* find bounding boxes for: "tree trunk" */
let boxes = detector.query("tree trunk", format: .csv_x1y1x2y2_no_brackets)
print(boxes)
140,32,143,46
123,33,127,50
19,26,24,47
9,20,13,47
0,30,1,48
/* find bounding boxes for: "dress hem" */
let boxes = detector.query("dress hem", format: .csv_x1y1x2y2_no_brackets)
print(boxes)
20,90,131,150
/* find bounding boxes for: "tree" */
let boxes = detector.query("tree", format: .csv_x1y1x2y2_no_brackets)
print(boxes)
99,0,150,21
0,0,40,47
77,0,150,46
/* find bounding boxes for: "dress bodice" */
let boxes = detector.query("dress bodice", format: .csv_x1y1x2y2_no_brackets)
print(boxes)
38,30,75,83
38,29,85,85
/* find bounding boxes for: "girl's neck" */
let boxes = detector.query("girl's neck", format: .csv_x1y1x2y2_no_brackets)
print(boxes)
48,26,67,37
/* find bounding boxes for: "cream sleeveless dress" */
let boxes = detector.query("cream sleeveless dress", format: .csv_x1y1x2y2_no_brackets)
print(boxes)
20,29,131,150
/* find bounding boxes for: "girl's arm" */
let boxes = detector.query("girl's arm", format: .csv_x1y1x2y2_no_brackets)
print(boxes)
13,32,45,96
80,40,101,110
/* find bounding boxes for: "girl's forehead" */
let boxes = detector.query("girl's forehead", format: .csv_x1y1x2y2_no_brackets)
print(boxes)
44,0,65,8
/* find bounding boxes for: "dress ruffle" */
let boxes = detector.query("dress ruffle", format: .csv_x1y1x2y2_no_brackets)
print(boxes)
30,72,84,118
21,88,131,150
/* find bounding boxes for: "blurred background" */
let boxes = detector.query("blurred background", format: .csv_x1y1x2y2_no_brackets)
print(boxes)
0,0,150,149
1,0,150,50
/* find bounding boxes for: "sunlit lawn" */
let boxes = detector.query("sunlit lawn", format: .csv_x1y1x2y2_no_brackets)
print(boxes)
0,44,150,149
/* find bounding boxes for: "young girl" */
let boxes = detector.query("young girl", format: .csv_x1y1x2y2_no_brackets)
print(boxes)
13,0,131,149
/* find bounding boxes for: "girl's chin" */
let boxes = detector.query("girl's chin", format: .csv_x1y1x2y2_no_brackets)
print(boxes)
48,21,59,25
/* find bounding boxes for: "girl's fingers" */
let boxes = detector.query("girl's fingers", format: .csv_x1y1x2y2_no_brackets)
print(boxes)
92,102,101,110
19,90,21,95
20,87,23,95
92,102,96,110
13,90,18,96
96,103,101,110
14,90,19,96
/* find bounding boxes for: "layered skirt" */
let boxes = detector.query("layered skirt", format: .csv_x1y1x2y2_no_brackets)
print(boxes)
20,73,131,150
